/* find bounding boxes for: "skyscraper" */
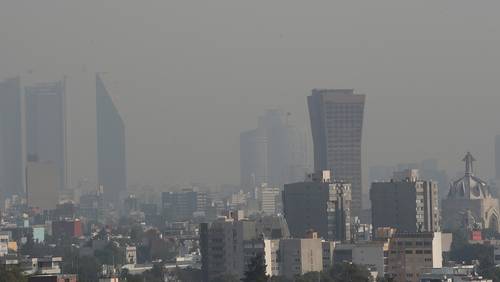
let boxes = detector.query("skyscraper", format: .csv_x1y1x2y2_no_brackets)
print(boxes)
25,80,67,191
307,89,365,216
96,74,127,204
0,77,24,202
240,109,309,191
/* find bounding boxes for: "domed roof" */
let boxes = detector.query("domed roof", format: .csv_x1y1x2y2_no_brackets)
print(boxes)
448,152,491,200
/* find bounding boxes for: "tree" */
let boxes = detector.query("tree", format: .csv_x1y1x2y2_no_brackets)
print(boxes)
211,274,239,282
242,254,268,282
0,265,26,282
325,263,371,282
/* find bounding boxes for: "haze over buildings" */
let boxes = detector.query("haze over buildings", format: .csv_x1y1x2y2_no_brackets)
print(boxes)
2,2,500,187
96,74,127,203
25,80,67,191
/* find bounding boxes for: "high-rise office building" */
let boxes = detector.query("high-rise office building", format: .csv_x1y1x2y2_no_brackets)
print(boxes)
240,109,309,191
283,171,351,241
370,169,440,234
308,89,365,216
96,74,127,204
0,77,24,202
25,80,67,191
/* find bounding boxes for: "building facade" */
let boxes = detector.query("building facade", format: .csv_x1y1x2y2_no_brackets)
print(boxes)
96,74,127,204
308,89,365,216
0,77,24,203
371,169,440,233
200,218,264,282
283,171,351,241
25,80,67,192
26,162,59,210
442,153,500,232
386,232,443,282
278,232,324,279
162,189,207,222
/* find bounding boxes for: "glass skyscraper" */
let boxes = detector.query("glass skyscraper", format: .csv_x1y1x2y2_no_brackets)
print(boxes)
96,74,127,204
308,89,365,216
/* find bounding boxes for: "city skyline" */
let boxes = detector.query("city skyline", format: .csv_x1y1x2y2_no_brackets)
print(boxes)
1,2,500,187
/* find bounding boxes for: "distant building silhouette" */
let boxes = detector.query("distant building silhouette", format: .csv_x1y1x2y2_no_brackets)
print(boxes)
308,89,365,216
25,80,67,191
240,109,309,191
0,77,24,203
96,74,127,204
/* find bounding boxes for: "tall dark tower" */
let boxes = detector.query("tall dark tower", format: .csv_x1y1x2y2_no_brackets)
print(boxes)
0,77,24,202
96,74,126,204
308,89,365,217
25,80,67,191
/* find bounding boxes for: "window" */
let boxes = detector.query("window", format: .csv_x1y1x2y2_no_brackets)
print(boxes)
405,250,413,254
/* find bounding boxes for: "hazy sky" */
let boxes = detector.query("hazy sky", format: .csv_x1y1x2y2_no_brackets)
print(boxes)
1,1,500,189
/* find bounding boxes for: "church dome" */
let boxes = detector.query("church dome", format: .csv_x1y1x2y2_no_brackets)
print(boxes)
448,152,491,200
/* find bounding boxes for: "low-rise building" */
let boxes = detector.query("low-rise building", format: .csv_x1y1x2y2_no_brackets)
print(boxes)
386,232,442,282
420,265,491,282
278,231,324,279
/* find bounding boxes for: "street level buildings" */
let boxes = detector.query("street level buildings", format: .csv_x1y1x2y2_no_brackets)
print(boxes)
200,217,264,282
308,89,365,216
386,232,443,282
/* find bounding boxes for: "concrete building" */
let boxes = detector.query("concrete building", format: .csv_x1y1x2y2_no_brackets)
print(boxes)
371,169,440,233
162,189,207,222
200,217,264,282
0,77,24,204
96,74,127,204
308,89,365,216
257,184,281,215
26,162,59,210
264,239,280,277
283,170,351,241
25,80,67,192
278,232,324,279
442,153,500,231
352,241,389,278
240,109,310,191
322,241,336,270
386,232,443,282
